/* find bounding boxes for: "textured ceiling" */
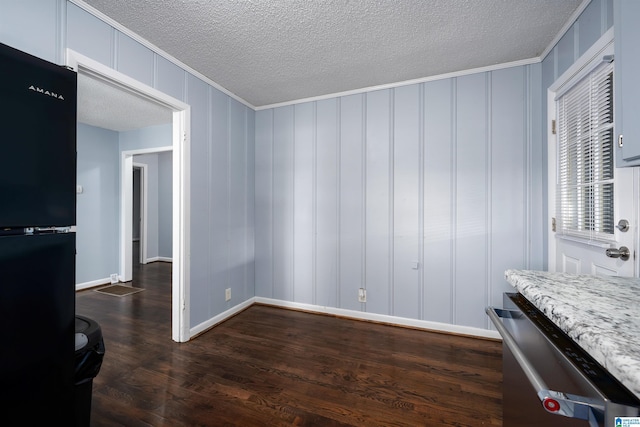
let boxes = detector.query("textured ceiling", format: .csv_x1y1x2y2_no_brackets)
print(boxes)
79,0,585,108
77,73,172,132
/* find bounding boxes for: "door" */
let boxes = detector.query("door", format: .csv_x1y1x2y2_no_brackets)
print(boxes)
133,165,145,265
552,166,636,277
0,42,76,228
548,36,637,277
0,233,75,423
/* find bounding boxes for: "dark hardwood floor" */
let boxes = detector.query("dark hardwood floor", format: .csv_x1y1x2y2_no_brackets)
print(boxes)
76,259,502,426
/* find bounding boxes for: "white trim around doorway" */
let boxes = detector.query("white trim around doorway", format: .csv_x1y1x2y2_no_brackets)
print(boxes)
66,49,191,343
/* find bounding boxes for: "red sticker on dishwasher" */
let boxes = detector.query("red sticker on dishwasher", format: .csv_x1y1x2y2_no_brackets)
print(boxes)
543,397,560,412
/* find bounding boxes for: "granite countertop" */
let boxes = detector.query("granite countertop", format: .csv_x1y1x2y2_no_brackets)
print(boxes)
504,269,640,400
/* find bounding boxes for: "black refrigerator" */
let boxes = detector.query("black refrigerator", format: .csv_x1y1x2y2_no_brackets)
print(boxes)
0,42,77,424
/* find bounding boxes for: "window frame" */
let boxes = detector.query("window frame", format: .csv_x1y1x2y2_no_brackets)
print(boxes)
555,59,615,243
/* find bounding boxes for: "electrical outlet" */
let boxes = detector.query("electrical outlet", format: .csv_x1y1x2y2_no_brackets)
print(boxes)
358,288,366,303
225,288,231,301
110,274,118,284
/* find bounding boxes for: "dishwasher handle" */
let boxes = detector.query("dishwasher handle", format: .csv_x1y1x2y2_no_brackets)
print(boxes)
486,306,604,426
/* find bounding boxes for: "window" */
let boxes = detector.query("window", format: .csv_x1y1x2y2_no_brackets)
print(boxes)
556,60,614,241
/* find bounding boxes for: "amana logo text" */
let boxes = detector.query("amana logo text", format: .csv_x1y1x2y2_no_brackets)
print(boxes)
28,85,65,100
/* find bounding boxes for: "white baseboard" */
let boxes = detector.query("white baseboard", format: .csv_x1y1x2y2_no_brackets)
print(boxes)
190,298,255,338
76,277,111,291
189,297,501,341
76,258,173,290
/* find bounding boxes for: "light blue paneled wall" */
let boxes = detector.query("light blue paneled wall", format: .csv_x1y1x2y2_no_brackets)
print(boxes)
1,0,609,333
133,153,160,260
158,152,173,258
121,126,172,265
541,0,614,269
186,75,255,324
76,123,172,286
67,2,113,67
76,123,119,284
119,123,172,151
339,95,365,312
0,0,255,329
131,151,172,261
255,65,542,329
0,0,61,63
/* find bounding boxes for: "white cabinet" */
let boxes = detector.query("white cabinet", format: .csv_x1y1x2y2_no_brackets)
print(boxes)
614,0,640,166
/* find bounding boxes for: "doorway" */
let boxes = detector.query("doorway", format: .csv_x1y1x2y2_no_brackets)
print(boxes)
547,32,637,277
133,164,145,266
67,49,191,342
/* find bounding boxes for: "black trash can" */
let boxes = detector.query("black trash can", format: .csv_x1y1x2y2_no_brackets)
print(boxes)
74,315,105,427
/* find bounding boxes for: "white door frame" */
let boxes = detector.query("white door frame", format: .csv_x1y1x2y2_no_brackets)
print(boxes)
133,163,147,264
128,159,154,269
67,49,191,342
547,29,638,276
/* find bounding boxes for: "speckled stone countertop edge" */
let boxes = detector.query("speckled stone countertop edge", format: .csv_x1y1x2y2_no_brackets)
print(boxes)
504,269,640,401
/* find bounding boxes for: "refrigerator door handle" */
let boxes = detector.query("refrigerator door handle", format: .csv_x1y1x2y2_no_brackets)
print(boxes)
32,226,72,234
486,306,605,423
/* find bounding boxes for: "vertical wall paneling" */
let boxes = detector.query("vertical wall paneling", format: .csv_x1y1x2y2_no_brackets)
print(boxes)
490,67,527,308
229,99,248,302
541,55,555,272
0,0,59,63
252,64,542,331
254,110,274,297
115,32,154,87
210,89,230,314
339,94,365,311
528,64,543,271
186,74,211,325
315,99,339,307
579,0,605,57
66,2,114,68
556,24,577,81
605,0,613,30
272,106,295,301
455,73,489,329
246,109,256,298
56,0,66,64
393,85,421,319
365,90,392,315
423,79,455,323
155,55,186,102
418,85,425,320
158,151,174,258
293,103,315,304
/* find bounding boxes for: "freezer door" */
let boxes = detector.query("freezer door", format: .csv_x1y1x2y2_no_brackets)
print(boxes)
0,42,76,228
0,233,75,423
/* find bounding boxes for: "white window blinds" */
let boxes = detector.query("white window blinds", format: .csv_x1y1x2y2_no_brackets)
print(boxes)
557,60,614,241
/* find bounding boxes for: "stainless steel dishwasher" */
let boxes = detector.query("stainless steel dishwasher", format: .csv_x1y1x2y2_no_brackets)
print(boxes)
487,292,640,427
